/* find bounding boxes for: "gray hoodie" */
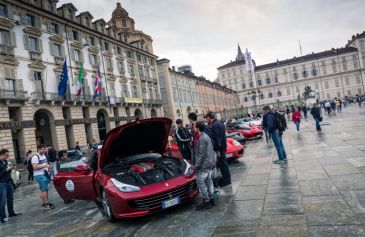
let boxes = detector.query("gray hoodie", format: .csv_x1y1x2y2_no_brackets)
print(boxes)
194,131,216,172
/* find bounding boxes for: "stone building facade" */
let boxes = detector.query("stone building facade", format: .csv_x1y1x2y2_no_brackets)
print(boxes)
217,32,365,110
158,58,240,124
0,1,163,162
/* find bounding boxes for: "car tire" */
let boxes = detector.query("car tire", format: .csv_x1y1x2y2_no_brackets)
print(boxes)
101,189,116,222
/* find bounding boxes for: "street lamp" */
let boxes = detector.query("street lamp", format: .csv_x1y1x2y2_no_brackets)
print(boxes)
248,90,261,113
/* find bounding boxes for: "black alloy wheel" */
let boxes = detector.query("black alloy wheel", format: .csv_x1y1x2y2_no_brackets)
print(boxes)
102,190,116,222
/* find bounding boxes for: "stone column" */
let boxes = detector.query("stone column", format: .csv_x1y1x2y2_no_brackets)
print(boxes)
0,106,14,159
70,107,87,147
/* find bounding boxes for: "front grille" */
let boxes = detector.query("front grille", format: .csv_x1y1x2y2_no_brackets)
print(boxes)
128,181,197,209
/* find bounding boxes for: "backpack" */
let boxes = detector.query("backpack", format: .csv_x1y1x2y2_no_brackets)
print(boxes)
275,112,287,132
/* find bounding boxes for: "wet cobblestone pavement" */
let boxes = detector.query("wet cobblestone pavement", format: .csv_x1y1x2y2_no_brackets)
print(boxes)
2,105,365,237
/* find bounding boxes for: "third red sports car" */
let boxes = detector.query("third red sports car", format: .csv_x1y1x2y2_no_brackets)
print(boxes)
226,122,263,140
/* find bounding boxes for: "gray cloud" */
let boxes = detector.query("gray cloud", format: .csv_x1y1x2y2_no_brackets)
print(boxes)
59,0,365,80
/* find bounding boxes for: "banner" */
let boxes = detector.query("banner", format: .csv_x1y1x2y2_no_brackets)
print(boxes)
244,49,254,72
125,97,143,104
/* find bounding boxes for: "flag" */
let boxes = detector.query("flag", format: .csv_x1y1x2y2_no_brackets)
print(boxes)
76,64,84,96
93,68,102,99
58,59,68,97
244,48,255,72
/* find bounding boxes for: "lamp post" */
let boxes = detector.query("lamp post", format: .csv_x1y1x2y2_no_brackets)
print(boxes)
248,90,261,114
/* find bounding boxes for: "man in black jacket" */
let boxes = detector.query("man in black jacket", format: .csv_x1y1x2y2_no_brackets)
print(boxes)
310,104,322,131
175,119,191,161
205,111,231,187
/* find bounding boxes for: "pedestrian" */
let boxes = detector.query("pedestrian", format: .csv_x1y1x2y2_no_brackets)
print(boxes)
262,112,271,141
57,150,75,204
46,145,57,180
194,121,216,210
263,106,287,164
330,100,336,113
25,150,34,183
292,107,302,132
0,149,22,224
89,139,98,152
356,94,362,107
336,99,341,112
188,112,199,164
310,103,322,131
302,106,308,119
32,144,54,210
75,141,81,151
205,111,232,187
324,100,331,115
175,119,192,161
286,106,290,121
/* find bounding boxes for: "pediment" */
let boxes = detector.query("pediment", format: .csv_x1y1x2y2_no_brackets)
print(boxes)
70,41,83,49
107,74,115,81
23,27,42,37
103,51,113,58
0,17,15,29
49,35,65,44
28,61,46,70
116,55,124,62
0,55,19,66
88,46,99,54
53,65,63,73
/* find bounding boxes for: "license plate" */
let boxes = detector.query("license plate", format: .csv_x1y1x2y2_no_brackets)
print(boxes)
162,197,180,209
226,153,233,158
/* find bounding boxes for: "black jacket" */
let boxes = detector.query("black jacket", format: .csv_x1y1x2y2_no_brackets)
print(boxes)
47,147,57,162
311,107,321,119
175,127,191,153
209,119,227,153
0,160,11,183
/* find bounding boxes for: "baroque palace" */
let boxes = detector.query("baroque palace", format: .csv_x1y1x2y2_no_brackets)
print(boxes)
0,0,163,162
217,32,365,111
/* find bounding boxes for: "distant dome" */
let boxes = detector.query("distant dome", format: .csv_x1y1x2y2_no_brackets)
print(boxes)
112,2,129,18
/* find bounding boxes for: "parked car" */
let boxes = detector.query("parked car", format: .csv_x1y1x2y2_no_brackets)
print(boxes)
226,132,245,144
226,122,263,140
54,118,198,221
238,118,262,127
226,138,244,160
67,148,87,161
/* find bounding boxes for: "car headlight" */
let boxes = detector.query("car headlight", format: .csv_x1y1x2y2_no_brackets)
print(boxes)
232,140,241,146
110,178,141,193
184,159,194,176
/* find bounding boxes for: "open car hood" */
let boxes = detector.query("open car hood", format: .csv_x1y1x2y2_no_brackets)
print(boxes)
100,117,172,168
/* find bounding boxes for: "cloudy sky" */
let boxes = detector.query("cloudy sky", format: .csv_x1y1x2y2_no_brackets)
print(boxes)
60,0,365,80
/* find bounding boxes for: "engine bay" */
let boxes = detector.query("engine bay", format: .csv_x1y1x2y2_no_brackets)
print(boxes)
103,153,186,187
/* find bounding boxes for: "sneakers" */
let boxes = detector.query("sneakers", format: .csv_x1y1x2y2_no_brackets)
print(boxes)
1,218,12,224
273,159,287,164
43,203,55,210
209,199,216,206
9,212,22,217
196,200,212,211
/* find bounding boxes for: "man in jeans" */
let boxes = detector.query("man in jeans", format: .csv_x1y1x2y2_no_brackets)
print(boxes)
206,111,231,187
263,106,287,164
310,103,322,131
32,144,54,210
194,121,216,210
0,149,21,224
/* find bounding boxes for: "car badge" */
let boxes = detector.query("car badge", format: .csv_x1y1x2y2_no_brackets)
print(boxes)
169,193,173,199
165,183,169,187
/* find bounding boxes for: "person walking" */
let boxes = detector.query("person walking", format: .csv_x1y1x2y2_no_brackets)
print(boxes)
262,112,271,141
356,94,362,107
286,106,290,121
32,144,54,210
302,106,308,120
175,119,192,161
0,149,22,224
310,104,322,131
336,99,341,112
194,121,216,210
263,106,287,164
292,107,302,132
75,142,81,151
324,100,331,115
205,111,231,187
25,150,34,184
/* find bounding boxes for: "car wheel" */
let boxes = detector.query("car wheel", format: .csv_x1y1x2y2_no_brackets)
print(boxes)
101,190,115,222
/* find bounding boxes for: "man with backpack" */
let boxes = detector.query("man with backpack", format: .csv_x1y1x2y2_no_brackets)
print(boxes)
263,106,287,164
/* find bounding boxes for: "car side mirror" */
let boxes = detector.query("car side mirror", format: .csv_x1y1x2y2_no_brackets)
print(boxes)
74,165,91,172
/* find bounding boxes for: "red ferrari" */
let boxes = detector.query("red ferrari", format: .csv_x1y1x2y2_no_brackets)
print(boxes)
54,118,198,221
227,122,263,140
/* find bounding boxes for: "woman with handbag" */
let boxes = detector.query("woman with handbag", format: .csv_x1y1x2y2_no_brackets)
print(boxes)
292,107,302,132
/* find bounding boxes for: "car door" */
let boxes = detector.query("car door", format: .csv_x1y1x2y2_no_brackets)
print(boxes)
54,159,97,201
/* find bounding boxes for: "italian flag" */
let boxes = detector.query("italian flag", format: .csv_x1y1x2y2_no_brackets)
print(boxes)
76,64,83,96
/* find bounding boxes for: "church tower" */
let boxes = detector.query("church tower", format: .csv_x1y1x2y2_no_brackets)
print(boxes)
236,43,245,61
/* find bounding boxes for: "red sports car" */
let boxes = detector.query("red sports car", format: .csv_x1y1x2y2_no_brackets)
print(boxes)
227,122,263,140
54,118,198,221
166,138,244,161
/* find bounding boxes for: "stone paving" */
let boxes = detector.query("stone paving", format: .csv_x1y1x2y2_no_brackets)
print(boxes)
1,104,365,237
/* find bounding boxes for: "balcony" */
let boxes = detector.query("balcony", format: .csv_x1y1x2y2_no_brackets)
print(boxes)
0,89,27,101
0,45,14,56
31,92,62,102
94,95,108,103
116,97,125,104
143,98,163,106
30,51,42,61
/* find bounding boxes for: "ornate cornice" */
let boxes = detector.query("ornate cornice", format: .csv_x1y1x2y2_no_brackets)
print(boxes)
70,41,83,49
116,55,124,62
28,61,46,70
88,46,99,54
49,35,65,44
23,27,42,37
103,51,113,58
0,17,15,29
0,56,19,66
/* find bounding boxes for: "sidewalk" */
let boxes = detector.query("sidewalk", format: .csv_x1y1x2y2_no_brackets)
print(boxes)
213,105,365,237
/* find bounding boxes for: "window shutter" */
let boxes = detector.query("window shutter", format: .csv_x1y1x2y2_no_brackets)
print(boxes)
23,35,29,50
88,53,92,65
20,11,27,24
7,5,14,20
67,30,73,40
11,31,16,47
38,38,43,53
70,48,75,60
35,15,42,29
96,56,100,66
80,50,84,63
49,41,54,56
59,24,64,37
61,45,65,57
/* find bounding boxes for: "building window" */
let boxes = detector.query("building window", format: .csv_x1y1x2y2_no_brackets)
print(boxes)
302,71,308,78
343,63,347,71
327,93,330,99
348,90,351,96
337,91,341,97
104,42,109,51
0,4,8,17
89,37,95,46
354,61,358,69
0,29,11,46
137,54,141,62
241,83,246,89
249,81,254,88
335,79,339,87
122,19,127,27
118,62,125,73
50,23,59,34
274,77,278,83
127,51,132,58
266,78,271,84
28,37,39,52
72,30,79,41
34,71,42,81
26,14,36,26
293,73,299,80
4,79,15,94
74,49,81,62
268,92,273,98
106,58,113,70
322,66,327,74
47,0,54,12
116,46,122,55
260,93,264,99
287,88,290,95
122,83,128,97
53,43,62,57
277,91,282,97
244,97,248,102
356,76,361,84
358,88,362,94
325,81,329,89
345,77,350,86
257,80,262,86
315,82,318,89
311,68,317,76
90,54,97,66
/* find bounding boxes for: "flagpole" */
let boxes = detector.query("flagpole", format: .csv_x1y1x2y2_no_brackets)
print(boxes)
99,37,110,103
65,23,75,86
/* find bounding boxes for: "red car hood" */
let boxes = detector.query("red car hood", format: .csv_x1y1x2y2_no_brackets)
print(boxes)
100,117,172,168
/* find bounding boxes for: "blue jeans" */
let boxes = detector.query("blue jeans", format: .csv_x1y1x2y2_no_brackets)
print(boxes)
295,122,300,131
0,182,14,220
196,169,214,201
314,118,321,130
271,129,287,160
217,152,231,185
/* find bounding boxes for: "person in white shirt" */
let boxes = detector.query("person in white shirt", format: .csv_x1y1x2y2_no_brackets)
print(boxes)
31,144,54,210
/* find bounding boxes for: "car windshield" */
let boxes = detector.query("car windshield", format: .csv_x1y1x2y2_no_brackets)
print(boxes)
237,124,251,130
68,149,83,157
